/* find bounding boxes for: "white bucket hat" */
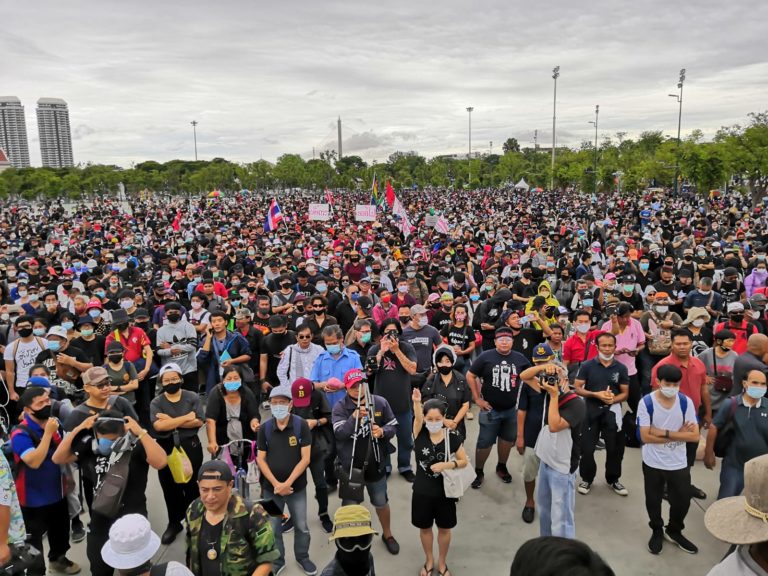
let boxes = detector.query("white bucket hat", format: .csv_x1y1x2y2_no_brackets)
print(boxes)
101,514,160,569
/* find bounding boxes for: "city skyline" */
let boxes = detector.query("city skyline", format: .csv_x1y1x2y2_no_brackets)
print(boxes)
3,0,768,167
37,97,74,168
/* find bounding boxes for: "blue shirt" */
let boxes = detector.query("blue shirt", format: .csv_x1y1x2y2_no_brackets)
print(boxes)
310,347,363,408
10,416,64,507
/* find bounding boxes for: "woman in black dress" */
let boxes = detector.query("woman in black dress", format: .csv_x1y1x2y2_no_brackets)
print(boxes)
421,346,471,441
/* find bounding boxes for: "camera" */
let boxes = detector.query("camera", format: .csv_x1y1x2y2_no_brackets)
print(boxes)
545,374,559,386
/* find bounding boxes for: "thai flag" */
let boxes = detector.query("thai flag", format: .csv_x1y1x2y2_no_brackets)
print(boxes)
264,198,284,232
435,216,450,234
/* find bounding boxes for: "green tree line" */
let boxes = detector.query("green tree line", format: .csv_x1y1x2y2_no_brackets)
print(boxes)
1,112,766,203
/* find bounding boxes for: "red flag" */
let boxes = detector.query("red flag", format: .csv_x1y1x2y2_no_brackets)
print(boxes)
324,187,335,206
172,209,182,232
385,180,396,209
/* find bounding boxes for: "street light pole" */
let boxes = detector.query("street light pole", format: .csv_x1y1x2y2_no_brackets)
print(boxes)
588,105,599,197
668,68,685,194
551,66,560,191
466,106,474,183
191,120,198,161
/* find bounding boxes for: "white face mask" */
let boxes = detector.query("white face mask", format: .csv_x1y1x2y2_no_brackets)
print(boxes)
598,352,614,362
419,316,429,327
654,306,668,314
660,386,679,398
575,323,590,334
425,421,444,434
692,319,705,327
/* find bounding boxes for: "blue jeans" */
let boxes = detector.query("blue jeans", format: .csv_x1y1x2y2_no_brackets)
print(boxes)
387,410,414,474
537,462,576,539
262,487,311,570
718,457,745,499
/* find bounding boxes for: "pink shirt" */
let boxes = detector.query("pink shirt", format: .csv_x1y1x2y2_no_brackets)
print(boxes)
601,318,646,376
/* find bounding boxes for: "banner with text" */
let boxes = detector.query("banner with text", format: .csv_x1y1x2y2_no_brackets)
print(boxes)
355,204,377,222
308,203,331,221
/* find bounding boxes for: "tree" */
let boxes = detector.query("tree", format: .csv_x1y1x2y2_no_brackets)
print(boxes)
502,138,520,154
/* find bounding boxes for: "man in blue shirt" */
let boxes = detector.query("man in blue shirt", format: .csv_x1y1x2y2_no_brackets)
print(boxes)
310,324,363,491
10,386,80,575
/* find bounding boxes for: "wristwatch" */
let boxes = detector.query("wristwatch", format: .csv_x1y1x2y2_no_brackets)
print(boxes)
116,385,122,392
665,430,670,439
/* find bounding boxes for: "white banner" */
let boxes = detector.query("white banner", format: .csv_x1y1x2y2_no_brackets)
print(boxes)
424,214,438,227
355,204,377,222
308,203,331,221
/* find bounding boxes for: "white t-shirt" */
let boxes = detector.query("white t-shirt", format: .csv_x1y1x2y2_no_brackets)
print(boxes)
637,391,697,471
706,545,767,576
3,337,46,389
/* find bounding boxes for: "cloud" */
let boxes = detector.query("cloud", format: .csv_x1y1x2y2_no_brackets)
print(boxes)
3,0,768,167
73,124,95,140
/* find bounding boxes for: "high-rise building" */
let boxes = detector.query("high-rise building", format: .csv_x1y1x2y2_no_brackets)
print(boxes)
37,97,74,168
0,96,31,169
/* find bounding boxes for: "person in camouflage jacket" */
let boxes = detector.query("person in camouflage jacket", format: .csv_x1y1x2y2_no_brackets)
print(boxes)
186,460,279,576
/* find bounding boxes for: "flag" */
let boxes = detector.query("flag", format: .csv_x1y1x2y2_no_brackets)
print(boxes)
171,209,182,232
392,195,414,238
324,187,335,206
264,198,284,232
385,180,396,209
435,215,449,234
370,173,380,206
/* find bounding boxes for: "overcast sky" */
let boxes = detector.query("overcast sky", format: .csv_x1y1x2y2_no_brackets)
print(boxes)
3,0,767,167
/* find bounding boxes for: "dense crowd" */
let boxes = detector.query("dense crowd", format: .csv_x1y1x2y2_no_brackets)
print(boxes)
0,184,767,576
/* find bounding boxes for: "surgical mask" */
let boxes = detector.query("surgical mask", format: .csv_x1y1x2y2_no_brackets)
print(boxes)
80,329,94,337
326,344,341,355
639,263,650,271
120,299,134,310
191,301,203,310
224,380,242,393
598,352,614,362
654,306,668,314
316,283,327,293
33,328,46,337
692,319,705,327
360,332,371,344
622,284,633,293
97,437,115,456
406,271,416,279
95,290,106,299
271,404,290,420
29,294,39,302
470,293,480,301
419,316,429,327
698,290,711,296
88,309,102,319
575,323,590,334
660,386,679,399
47,340,61,352
425,421,444,434
747,386,766,400
231,300,241,308
582,299,594,308
750,310,761,319
62,321,74,331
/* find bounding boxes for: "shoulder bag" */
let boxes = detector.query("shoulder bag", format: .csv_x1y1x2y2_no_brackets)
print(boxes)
440,429,475,498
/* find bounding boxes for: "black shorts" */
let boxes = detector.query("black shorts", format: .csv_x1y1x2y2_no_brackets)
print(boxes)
411,492,457,529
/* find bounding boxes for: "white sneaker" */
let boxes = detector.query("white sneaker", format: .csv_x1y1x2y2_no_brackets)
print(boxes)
577,481,592,495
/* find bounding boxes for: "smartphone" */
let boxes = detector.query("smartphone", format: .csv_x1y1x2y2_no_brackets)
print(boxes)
257,499,284,517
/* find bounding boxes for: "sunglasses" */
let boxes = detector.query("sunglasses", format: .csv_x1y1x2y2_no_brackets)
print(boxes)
88,381,112,390
297,334,312,340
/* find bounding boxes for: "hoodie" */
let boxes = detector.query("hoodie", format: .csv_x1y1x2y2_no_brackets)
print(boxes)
156,318,198,375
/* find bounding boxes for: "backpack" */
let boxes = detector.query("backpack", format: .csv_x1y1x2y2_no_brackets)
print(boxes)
91,436,136,519
635,392,688,444
2,424,41,479
262,415,302,449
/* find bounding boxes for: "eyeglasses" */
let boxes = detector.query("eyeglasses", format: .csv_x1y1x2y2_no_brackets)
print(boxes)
297,334,312,340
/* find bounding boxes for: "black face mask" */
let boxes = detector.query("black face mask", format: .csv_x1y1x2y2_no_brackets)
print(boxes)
32,405,52,420
437,365,453,375
523,272,532,279
163,383,182,395
166,313,181,323
730,314,744,323
114,323,129,332
108,354,123,363
399,317,410,325
17,327,33,338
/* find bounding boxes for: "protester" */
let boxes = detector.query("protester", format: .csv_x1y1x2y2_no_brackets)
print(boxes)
204,365,261,456
421,346,471,442
321,505,378,576
509,536,615,576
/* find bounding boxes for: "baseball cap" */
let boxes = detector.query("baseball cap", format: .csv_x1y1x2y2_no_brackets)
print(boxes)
343,368,366,389
83,366,110,386
158,363,183,378
269,386,292,400
86,298,103,311
728,302,745,313
291,378,313,408
28,376,51,388
47,326,68,339
197,460,234,483
532,343,555,361
495,326,514,338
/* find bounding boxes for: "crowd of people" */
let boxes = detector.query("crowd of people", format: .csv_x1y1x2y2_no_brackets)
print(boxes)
0,183,766,575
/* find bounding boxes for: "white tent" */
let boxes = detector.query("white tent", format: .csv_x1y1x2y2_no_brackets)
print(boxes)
514,178,529,191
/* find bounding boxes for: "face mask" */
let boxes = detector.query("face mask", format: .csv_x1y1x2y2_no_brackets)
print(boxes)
654,306,668,314
108,354,123,363
80,329,94,337
575,323,590,334
750,310,762,320
271,404,290,420
437,365,453,375
31,405,52,420
326,344,341,355
33,328,46,337
114,323,129,332
598,352,614,362
191,301,203,310
747,386,767,400
399,316,410,325
88,309,102,320
660,386,679,398
698,289,711,296
120,300,133,310
582,299,594,308
692,319,705,328
639,263,650,271
419,316,429,327
623,285,633,293
360,332,371,344
61,321,74,331
163,383,182,395
455,313,467,322
469,294,480,301
730,314,744,323
97,437,115,456
29,294,39,302
406,271,416,279
224,380,242,393
47,340,61,352
425,421,444,434
167,313,181,323
316,283,327,293
231,300,241,307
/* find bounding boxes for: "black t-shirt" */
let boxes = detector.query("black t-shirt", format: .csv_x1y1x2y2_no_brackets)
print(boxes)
575,358,629,414
512,280,537,300
150,390,204,441
469,350,530,410
35,344,91,389
262,332,296,385
366,341,417,414
257,416,312,492
440,324,475,354
429,310,452,332
199,516,223,576
71,335,106,366
511,328,544,360
413,427,463,498
518,382,546,448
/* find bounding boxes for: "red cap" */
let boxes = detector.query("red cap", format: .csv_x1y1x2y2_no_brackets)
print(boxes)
28,258,39,266
86,298,103,311
343,369,366,389
291,378,313,408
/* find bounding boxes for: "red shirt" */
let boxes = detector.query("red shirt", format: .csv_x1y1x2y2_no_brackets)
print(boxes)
714,320,757,355
563,330,601,364
195,281,228,299
105,327,150,363
650,354,707,411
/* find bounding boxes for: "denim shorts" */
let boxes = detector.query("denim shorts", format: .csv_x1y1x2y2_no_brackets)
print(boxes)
476,407,518,449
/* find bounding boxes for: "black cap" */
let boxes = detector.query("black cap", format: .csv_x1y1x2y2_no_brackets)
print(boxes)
357,296,372,310
106,341,124,354
197,460,234,482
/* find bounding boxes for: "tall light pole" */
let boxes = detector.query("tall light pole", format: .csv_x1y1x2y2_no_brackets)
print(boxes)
191,120,198,161
668,68,685,194
588,105,599,197
466,106,474,183
551,66,560,191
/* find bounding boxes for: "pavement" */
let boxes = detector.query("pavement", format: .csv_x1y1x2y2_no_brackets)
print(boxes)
59,406,728,576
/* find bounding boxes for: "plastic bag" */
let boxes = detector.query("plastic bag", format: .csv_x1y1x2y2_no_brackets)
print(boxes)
168,446,193,484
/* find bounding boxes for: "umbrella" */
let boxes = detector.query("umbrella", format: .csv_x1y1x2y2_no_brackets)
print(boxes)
208,190,221,198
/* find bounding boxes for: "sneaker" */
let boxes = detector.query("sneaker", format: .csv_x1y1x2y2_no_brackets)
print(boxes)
664,530,698,554
466,411,474,421
471,471,484,489
496,464,512,484
577,481,592,495
648,529,663,555
49,557,81,575
611,482,629,496
320,513,334,534
401,470,416,483
71,520,87,543
281,515,294,533
298,558,318,576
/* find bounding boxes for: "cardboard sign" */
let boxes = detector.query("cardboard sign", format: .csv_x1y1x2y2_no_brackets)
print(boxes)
308,203,331,221
355,204,377,222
